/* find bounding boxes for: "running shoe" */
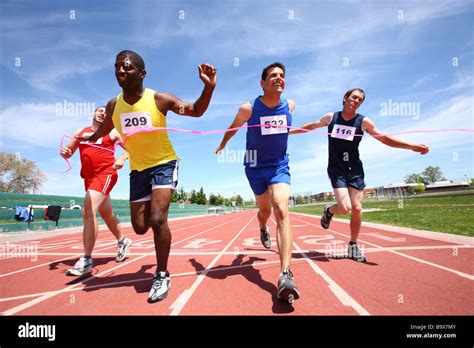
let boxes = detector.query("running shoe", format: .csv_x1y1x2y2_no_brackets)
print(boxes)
348,242,367,262
277,268,300,303
116,237,132,262
148,271,171,303
67,257,93,276
320,206,333,229
260,226,271,249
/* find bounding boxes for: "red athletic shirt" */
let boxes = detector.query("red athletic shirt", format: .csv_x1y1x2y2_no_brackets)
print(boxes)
77,127,117,179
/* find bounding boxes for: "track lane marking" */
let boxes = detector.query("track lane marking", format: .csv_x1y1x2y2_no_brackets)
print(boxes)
2,213,248,315
0,213,237,278
270,218,370,315
169,214,256,315
291,214,474,280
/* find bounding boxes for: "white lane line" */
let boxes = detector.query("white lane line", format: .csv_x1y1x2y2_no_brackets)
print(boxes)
2,213,247,315
0,230,139,258
0,213,236,278
271,218,369,315
291,215,474,280
364,232,406,243
0,234,152,278
1,255,283,303
169,214,256,315
3,244,473,258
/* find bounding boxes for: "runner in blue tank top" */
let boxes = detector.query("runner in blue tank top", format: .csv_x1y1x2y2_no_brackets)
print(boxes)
290,88,429,262
216,62,300,303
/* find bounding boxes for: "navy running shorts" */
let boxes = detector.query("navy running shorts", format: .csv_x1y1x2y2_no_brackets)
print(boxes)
130,160,179,202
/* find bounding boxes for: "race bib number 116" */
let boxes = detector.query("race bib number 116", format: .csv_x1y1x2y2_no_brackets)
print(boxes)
331,124,356,141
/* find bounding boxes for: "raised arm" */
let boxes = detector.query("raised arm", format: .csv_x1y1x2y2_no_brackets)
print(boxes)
60,128,81,159
289,112,333,135
156,63,217,117
215,103,252,154
363,118,429,154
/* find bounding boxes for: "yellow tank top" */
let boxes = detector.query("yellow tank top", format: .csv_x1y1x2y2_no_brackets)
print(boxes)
112,88,179,171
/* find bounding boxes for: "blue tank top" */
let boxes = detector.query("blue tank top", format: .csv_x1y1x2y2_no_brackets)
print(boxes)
327,111,365,175
244,97,292,167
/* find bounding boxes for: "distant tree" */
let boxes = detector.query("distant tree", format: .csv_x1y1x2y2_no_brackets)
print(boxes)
422,166,445,183
195,187,207,205
177,187,187,202
189,190,197,204
0,152,46,193
414,184,426,193
216,194,225,205
404,173,426,184
209,194,217,205
209,194,224,206
235,195,244,206
172,189,179,203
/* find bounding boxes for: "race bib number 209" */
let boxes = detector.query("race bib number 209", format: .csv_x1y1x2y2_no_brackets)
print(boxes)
120,112,152,135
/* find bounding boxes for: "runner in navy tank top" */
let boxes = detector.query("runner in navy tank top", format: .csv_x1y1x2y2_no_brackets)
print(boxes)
216,62,300,303
290,88,429,262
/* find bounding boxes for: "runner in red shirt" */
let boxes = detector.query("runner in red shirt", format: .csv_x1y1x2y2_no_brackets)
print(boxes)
60,106,132,276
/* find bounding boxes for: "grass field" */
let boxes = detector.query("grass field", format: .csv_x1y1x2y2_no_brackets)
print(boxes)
290,193,474,236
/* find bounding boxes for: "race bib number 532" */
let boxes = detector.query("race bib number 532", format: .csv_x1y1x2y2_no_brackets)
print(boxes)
260,115,288,135
120,112,152,135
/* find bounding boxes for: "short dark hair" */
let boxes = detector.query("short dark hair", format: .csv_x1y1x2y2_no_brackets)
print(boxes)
116,50,145,70
343,88,365,104
94,105,106,112
261,62,285,81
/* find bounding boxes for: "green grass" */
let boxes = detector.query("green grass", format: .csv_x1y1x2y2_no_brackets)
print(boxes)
290,195,474,236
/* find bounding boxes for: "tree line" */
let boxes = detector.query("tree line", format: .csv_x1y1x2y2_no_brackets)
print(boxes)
172,186,244,206
404,166,446,185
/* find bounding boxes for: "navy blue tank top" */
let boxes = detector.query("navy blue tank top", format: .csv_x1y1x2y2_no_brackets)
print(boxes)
244,97,292,167
327,111,365,175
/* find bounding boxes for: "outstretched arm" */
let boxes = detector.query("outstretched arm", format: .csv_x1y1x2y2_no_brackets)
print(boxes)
289,113,333,135
60,129,81,159
156,63,217,117
363,118,429,154
215,103,252,154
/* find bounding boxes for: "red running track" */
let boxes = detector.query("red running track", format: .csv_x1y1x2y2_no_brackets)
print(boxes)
0,210,472,315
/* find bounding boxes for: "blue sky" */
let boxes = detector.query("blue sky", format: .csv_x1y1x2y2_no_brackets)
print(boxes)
1,0,473,200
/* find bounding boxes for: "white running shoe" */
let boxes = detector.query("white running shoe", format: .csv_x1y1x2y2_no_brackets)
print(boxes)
148,271,171,303
67,257,93,276
116,237,132,262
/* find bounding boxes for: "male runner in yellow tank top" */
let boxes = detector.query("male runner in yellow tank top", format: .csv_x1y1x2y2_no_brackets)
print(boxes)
78,50,217,303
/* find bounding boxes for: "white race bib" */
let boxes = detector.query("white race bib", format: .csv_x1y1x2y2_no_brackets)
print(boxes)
120,112,152,135
80,132,102,144
331,124,356,141
260,115,288,135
